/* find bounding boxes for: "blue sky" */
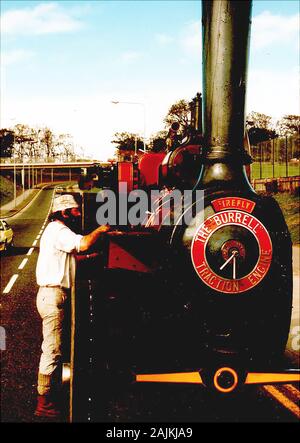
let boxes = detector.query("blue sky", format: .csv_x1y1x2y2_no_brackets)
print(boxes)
1,0,299,160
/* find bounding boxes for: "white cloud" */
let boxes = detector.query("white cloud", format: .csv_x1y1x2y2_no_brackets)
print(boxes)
179,20,202,56
1,89,184,161
1,2,83,35
178,12,299,56
3,64,297,163
1,49,35,66
247,67,299,119
155,33,174,46
1,94,116,160
120,51,143,63
252,11,299,50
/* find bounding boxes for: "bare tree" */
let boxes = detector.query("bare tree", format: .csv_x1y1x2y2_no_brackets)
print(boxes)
12,124,36,161
56,133,74,162
2,122,81,163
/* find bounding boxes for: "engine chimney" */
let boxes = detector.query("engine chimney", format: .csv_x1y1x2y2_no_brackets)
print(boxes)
199,0,252,190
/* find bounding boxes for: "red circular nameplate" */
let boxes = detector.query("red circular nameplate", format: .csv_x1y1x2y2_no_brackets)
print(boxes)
191,210,273,294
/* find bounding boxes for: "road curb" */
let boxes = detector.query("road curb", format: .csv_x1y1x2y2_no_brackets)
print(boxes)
0,181,78,219
0,184,55,219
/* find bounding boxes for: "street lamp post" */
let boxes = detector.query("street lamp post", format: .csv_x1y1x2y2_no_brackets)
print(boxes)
111,101,147,154
22,155,25,200
13,142,17,208
9,118,17,208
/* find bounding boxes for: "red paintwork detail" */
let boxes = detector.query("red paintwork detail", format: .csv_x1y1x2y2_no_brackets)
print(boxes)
171,144,201,168
107,241,152,273
160,145,201,183
160,151,172,183
221,240,246,261
139,153,166,187
191,210,273,294
211,197,256,213
118,162,134,193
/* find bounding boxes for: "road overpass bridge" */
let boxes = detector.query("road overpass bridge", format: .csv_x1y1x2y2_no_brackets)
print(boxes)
0,160,112,194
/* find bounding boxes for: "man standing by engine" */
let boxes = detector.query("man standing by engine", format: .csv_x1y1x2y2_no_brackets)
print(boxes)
35,193,110,419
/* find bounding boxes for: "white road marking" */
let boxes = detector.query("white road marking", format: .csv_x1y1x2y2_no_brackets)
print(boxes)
2,189,54,298
18,258,28,270
3,274,19,294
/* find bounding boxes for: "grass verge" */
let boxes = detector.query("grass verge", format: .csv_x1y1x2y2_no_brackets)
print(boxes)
272,192,299,244
0,175,21,208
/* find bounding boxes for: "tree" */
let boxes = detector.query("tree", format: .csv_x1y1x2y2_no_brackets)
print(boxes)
276,115,300,137
111,132,144,154
163,99,190,134
12,124,36,161
0,129,14,158
246,111,277,145
149,130,168,152
1,124,77,162
56,133,75,161
39,127,56,160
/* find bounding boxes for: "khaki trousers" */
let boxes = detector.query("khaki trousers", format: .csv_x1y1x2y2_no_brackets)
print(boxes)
36,286,68,395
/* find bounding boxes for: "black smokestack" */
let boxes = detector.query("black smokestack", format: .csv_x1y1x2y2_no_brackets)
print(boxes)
200,0,252,190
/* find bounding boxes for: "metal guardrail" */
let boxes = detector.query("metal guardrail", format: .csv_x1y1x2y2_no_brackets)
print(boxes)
0,161,111,170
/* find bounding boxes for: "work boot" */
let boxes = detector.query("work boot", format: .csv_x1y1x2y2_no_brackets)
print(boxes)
34,394,61,418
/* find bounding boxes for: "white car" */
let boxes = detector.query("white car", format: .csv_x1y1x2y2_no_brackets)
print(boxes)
55,186,64,194
0,220,14,252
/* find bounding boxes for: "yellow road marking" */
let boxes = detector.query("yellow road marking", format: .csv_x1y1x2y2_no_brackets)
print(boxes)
263,385,300,418
284,384,300,399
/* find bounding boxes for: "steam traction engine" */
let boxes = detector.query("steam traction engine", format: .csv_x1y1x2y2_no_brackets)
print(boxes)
66,0,299,422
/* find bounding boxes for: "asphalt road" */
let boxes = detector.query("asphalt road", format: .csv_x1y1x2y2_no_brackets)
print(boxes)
0,186,299,423
1,186,54,423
